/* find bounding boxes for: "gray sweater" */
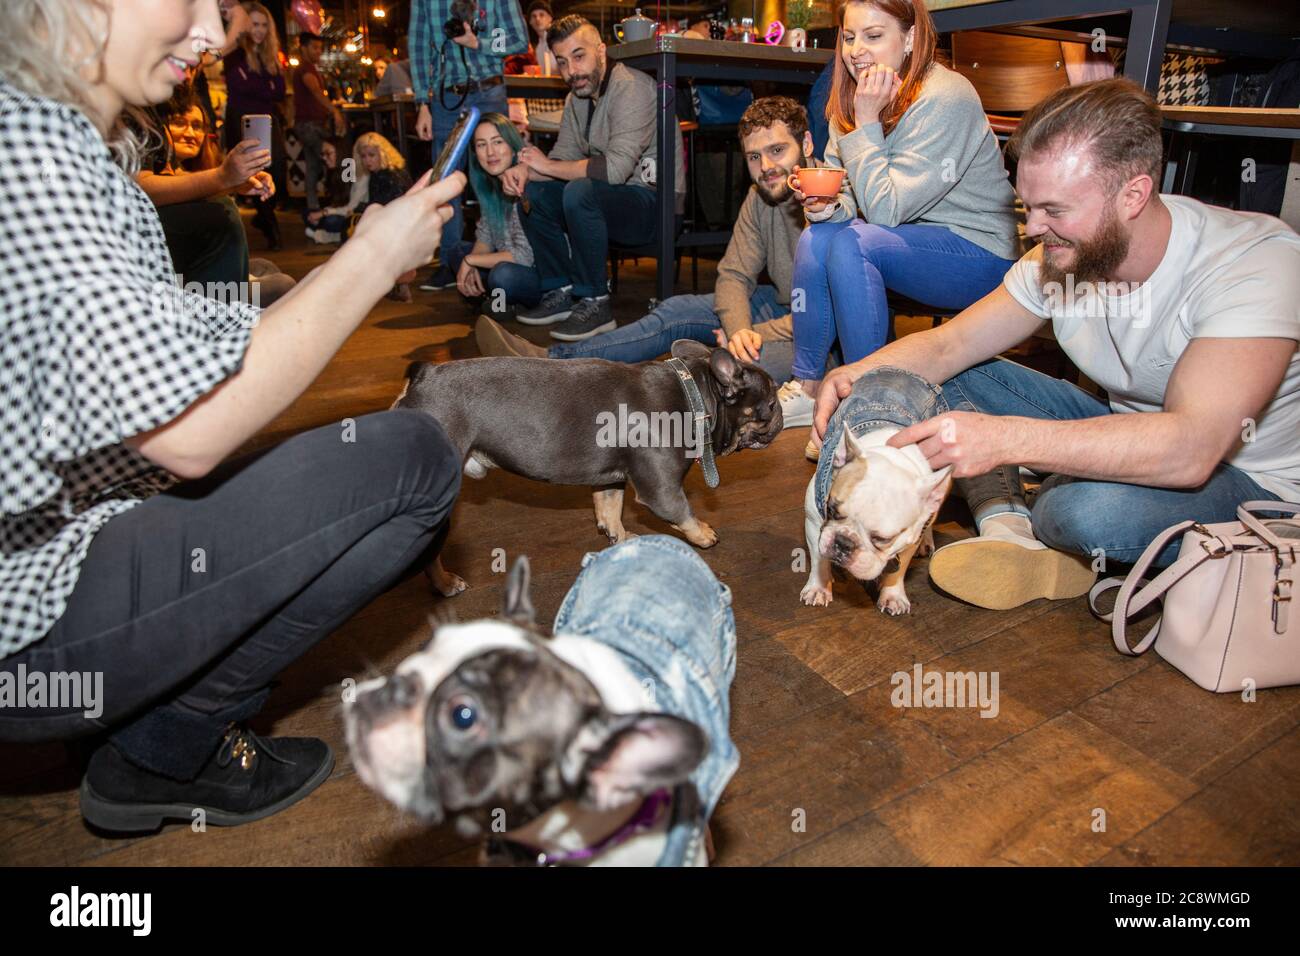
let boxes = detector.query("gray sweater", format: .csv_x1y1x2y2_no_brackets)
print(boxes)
812,62,1019,260
551,62,685,208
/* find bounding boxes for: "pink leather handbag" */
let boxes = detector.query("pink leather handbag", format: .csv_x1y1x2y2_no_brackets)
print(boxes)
1088,501,1299,692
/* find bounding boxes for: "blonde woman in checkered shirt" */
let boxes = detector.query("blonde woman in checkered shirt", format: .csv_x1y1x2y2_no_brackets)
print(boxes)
0,0,465,832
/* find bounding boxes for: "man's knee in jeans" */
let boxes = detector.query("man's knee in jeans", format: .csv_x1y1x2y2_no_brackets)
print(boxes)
561,177,597,211
1029,478,1110,560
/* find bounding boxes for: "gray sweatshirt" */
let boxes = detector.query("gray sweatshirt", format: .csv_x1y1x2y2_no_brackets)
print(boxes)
812,62,1019,260
714,177,816,342
550,62,685,210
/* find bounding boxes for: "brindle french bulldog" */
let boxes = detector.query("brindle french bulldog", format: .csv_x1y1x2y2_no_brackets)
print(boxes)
394,340,782,594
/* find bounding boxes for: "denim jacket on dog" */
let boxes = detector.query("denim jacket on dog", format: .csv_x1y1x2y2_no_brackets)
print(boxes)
552,535,739,867
813,366,947,516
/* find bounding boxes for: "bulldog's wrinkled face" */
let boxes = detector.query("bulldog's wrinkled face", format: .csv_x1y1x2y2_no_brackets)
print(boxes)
344,558,708,838
671,340,783,454
818,432,951,582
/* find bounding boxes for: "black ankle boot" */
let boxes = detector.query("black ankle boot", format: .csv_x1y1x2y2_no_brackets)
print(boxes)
79,724,333,833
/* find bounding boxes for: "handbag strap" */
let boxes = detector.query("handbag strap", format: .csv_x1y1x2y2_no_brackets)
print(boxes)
1087,519,1229,656
1236,500,1300,551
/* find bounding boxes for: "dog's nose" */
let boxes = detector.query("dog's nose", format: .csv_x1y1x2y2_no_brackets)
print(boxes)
832,532,856,557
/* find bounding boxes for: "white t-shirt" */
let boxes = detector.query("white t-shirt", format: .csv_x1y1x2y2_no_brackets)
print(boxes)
1003,195,1300,503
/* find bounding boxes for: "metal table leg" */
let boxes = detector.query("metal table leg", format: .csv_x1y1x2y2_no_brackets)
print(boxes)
1124,0,1173,92
655,49,677,303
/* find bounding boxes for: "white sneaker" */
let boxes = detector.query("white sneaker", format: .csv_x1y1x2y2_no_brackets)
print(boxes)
928,513,1096,610
304,227,319,242
778,380,815,429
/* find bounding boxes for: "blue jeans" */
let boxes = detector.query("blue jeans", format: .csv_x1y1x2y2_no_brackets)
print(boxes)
943,358,1284,568
432,84,509,272
553,535,738,867
522,178,658,299
303,211,349,234
791,220,1015,379
478,261,542,310
548,285,799,383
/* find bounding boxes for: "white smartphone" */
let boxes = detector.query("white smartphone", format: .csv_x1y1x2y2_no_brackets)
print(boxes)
241,113,273,155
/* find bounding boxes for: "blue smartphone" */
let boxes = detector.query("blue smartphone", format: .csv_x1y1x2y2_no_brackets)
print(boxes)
431,106,480,182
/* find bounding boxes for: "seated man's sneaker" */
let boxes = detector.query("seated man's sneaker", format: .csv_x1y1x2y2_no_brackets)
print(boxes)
777,379,815,429
79,724,334,833
516,285,574,325
475,315,549,358
549,295,615,341
804,437,819,462
927,513,1097,611
418,266,457,291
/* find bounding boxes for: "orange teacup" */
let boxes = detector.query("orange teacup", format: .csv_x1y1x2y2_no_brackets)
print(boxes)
788,166,845,200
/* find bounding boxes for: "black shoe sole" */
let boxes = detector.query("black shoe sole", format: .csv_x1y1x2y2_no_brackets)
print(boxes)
549,319,616,341
78,747,335,833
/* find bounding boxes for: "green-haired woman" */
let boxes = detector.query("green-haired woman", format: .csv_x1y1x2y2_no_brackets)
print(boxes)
458,112,540,309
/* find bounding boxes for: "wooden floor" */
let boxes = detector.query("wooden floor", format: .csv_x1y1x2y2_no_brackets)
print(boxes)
3,211,1298,867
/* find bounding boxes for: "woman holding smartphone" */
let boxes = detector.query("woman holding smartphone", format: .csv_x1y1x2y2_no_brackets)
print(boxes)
0,0,465,832
780,0,1019,432
222,1,287,249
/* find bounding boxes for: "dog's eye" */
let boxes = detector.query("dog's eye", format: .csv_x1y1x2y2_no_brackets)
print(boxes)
871,534,893,549
448,700,477,731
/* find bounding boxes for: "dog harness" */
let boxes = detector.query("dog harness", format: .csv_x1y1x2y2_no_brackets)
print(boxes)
665,357,721,488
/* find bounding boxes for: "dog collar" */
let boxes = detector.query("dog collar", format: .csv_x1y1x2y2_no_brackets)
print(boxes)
665,357,720,488
484,788,673,866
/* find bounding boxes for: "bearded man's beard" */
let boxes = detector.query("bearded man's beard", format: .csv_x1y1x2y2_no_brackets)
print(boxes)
567,54,606,97
755,153,807,204
1038,201,1131,292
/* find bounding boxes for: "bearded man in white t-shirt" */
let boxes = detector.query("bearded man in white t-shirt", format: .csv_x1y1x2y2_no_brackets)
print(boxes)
812,78,1300,611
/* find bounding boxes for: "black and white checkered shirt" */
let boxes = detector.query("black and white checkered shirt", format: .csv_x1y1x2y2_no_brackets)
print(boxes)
1,81,260,657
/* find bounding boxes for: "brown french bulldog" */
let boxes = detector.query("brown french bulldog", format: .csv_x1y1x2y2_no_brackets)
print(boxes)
394,339,782,594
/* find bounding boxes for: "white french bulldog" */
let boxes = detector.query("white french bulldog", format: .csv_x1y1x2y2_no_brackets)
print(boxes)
801,427,952,615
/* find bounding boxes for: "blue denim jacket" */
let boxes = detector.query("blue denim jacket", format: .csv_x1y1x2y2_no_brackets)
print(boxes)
553,535,739,867
814,366,947,516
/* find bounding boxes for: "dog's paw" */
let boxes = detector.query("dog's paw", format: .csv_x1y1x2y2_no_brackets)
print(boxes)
428,565,468,597
677,518,718,549
800,582,833,607
876,590,911,615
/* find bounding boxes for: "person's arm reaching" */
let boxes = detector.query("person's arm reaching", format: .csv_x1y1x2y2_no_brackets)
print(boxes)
813,282,1047,440
125,173,466,477
891,336,1296,487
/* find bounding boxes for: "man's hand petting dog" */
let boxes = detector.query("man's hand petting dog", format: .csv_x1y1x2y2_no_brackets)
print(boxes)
891,410,1019,479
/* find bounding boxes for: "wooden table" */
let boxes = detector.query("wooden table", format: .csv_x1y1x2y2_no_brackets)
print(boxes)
1161,106,1300,194
608,37,833,301
504,74,568,96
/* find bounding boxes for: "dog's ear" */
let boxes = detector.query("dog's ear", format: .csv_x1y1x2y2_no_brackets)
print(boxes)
833,429,867,469
501,557,535,627
669,339,710,362
572,712,708,812
919,464,953,514
707,347,747,403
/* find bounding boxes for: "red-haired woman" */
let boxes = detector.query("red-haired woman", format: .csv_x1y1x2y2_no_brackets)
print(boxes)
781,0,1019,428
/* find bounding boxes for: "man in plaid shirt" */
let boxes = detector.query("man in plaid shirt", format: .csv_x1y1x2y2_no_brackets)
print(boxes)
411,0,528,287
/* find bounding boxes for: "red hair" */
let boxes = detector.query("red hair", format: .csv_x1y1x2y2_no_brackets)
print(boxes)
828,0,938,137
